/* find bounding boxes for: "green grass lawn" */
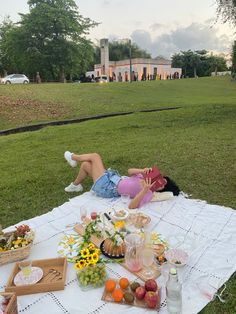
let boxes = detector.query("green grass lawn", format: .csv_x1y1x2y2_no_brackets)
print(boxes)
0,76,235,130
0,76,235,313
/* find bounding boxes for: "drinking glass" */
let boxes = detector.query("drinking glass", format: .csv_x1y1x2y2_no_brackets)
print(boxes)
142,247,155,279
120,194,130,209
19,260,32,277
80,206,87,226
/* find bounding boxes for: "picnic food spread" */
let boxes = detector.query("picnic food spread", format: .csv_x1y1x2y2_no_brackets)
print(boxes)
0,207,188,313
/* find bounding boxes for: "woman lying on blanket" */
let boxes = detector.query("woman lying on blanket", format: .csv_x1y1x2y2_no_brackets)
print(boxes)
64,151,180,209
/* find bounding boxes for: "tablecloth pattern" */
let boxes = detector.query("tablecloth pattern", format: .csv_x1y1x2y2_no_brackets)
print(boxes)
1,192,235,314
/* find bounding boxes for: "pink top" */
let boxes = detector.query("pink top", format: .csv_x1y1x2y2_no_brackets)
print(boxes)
117,174,153,207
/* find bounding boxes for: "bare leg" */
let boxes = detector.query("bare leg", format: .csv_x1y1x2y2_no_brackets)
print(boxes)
72,153,105,184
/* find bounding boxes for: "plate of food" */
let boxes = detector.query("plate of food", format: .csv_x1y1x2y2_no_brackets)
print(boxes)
110,208,129,222
129,212,151,229
165,248,189,267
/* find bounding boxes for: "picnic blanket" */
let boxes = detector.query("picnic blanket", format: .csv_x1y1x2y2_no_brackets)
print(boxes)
1,193,236,314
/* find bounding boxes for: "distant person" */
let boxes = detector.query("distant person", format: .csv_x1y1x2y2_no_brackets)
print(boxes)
36,72,41,84
63,151,180,209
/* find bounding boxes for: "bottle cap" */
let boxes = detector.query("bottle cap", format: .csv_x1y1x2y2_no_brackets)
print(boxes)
170,268,177,275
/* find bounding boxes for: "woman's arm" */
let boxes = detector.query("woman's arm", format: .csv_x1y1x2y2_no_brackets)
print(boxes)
128,168,151,176
128,178,154,209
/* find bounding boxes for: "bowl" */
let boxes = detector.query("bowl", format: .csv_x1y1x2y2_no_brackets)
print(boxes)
165,248,189,267
110,208,129,221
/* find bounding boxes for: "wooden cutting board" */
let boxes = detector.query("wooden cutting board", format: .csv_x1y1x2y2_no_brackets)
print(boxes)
74,223,161,281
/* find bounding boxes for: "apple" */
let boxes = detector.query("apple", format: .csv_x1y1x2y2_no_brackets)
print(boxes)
135,286,146,300
145,279,158,292
144,291,158,308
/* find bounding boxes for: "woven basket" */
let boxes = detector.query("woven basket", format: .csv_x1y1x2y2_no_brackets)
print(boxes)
0,231,33,266
0,292,18,314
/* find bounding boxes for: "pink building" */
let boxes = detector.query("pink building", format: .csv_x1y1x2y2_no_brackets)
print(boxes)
94,39,182,82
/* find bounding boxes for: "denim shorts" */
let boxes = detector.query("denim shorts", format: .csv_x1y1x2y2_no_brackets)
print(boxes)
91,168,121,198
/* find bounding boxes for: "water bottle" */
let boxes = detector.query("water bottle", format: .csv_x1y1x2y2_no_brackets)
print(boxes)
166,268,182,314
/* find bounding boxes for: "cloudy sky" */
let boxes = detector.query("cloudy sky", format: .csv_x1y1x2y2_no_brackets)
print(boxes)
0,0,234,58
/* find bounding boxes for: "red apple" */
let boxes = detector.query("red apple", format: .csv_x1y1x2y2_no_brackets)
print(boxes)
144,291,158,308
145,279,158,292
135,286,146,300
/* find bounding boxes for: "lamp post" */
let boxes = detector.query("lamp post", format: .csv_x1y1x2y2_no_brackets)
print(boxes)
129,39,132,83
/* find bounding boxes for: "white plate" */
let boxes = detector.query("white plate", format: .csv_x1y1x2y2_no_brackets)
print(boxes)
110,208,129,221
165,248,189,267
14,267,43,286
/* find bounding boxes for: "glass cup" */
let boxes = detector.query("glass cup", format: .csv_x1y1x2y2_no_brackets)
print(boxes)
19,260,32,277
142,247,155,279
80,206,87,226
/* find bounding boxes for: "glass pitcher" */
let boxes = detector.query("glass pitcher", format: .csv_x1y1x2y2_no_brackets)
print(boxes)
124,233,144,272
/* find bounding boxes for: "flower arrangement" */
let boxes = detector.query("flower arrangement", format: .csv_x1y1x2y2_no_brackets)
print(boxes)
0,224,34,252
74,242,101,270
104,220,127,247
82,216,102,244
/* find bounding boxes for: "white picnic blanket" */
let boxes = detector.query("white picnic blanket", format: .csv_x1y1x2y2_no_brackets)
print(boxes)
1,193,236,314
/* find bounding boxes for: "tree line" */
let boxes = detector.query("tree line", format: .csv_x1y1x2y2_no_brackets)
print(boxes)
171,50,228,78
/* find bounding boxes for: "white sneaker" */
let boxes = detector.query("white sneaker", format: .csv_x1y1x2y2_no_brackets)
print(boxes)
65,183,83,193
64,151,77,167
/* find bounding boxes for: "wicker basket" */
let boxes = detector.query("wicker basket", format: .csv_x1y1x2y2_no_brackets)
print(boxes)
0,292,18,314
0,231,33,266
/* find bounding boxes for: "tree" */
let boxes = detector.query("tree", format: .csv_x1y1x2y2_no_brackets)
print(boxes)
92,40,151,66
216,0,236,26
0,0,97,81
171,50,227,77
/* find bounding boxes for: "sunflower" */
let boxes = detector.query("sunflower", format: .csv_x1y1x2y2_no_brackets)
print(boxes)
92,252,99,264
74,262,81,270
86,255,93,263
88,243,95,250
114,221,125,229
78,259,87,268
95,248,100,255
80,248,90,258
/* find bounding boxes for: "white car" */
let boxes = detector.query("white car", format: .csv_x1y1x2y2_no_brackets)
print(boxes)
1,74,29,84
95,75,108,83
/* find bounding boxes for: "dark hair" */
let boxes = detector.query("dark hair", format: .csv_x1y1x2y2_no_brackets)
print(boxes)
158,176,180,196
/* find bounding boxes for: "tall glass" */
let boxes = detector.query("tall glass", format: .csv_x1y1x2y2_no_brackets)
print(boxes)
80,206,87,227
142,247,155,279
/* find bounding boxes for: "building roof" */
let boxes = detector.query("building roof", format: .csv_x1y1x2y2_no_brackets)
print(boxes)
95,57,171,69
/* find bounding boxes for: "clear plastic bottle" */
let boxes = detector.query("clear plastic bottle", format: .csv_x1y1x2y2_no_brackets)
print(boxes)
166,268,182,314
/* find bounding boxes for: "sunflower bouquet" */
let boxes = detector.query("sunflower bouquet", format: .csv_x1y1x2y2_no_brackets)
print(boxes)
75,242,106,288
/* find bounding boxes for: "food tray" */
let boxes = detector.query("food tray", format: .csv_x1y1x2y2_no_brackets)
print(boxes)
101,279,161,310
74,223,161,281
0,292,18,314
5,257,67,296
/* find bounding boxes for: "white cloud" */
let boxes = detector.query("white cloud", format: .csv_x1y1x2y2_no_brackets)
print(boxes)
131,22,232,58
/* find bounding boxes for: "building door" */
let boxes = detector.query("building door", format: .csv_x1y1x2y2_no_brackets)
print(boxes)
154,67,157,79
142,67,147,80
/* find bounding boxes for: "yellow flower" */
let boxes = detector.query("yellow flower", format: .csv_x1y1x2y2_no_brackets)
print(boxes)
78,259,87,268
90,258,97,264
87,255,93,262
80,248,90,258
88,243,95,250
86,259,92,266
92,252,99,264
68,237,76,245
114,221,125,229
74,263,81,270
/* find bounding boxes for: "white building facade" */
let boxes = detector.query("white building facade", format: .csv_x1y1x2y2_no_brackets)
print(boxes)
93,39,182,82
